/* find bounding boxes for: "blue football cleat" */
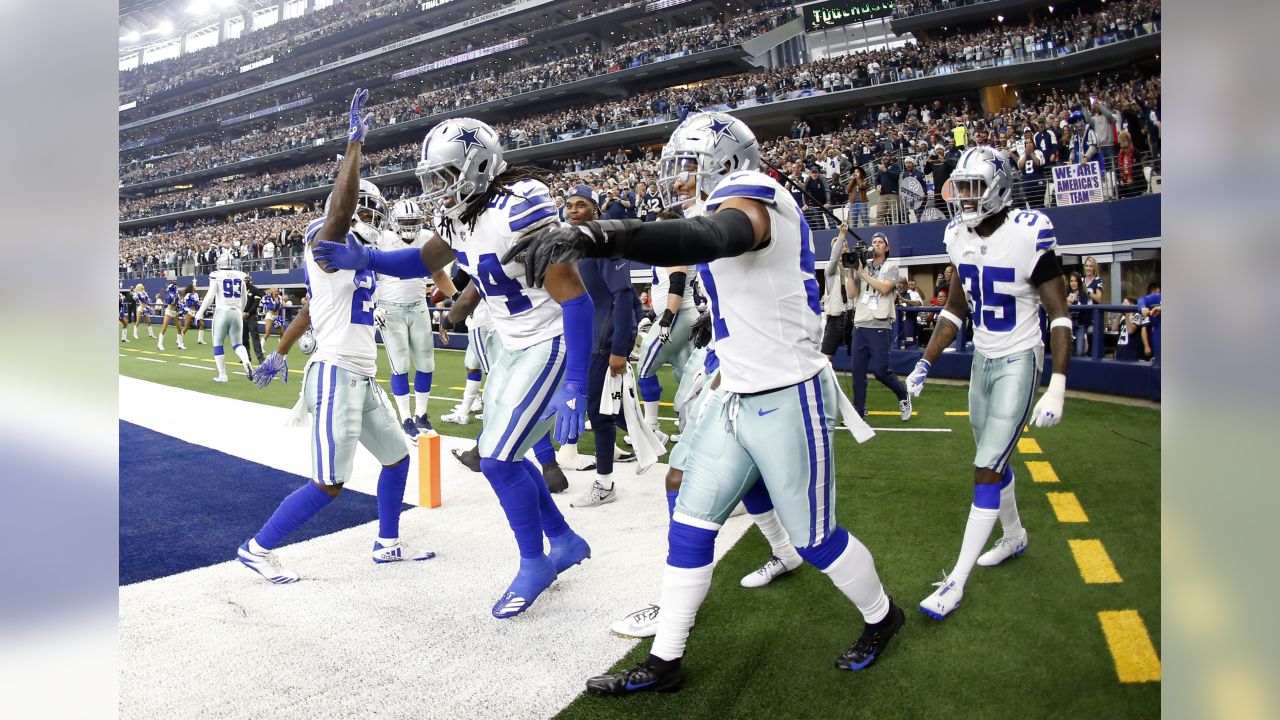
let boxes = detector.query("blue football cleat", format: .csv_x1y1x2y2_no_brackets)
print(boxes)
836,599,904,671
549,532,591,574
492,555,557,619
371,540,436,563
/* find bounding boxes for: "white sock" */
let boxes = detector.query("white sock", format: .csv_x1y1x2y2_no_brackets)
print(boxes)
751,510,803,570
233,345,251,368
644,400,660,428
378,536,399,547
148,327,155,337
951,504,1000,587
248,537,270,554
133,327,139,338
415,392,430,418
595,472,614,491
820,533,890,624
215,354,226,376
197,329,204,342
394,393,411,421
998,478,1024,537
650,563,716,661
460,378,481,414
121,328,127,340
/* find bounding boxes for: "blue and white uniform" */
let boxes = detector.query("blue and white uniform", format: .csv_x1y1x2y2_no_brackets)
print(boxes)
133,289,150,312
447,179,563,461
301,217,407,484
944,208,1055,472
197,269,249,355
464,296,496,375
375,228,435,377
161,285,180,318
675,170,840,548
182,290,200,320
636,264,699,391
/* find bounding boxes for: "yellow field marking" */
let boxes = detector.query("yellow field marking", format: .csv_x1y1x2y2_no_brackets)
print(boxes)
1046,492,1089,523
1025,460,1059,483
1068,539,1122,583
450,386,467,391
1097,610,1161,683
1018,438,1042,454
945,411,969,416
867,410,917,416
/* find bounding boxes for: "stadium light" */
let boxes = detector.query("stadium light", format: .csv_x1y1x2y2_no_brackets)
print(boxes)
157,20,174,35
996,14,1004,22
188,0,211,13
123,30,141,43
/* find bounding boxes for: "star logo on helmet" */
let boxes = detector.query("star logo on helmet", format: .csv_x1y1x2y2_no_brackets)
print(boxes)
707,117,738,145
985,154,1005,174
451,127,484,153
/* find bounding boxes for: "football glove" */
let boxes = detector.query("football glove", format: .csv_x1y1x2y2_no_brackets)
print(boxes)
503,222,613,288
689,312,713,349
657,309,675,343
906,359,930,397
373,306,388,329
253,352,289,388
313,235,371,272
348,88,371,142
541,381,587,444
1031,373,1067,428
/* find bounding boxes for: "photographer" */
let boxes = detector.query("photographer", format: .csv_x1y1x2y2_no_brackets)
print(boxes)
821,224,855,362
845,232,912,421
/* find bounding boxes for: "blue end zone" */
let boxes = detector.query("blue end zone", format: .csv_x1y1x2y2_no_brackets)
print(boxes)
119,421,407,585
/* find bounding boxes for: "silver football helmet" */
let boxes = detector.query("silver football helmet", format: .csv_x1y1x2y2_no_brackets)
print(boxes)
656,112,760,208
416,118,507,220
944,146,1012,229
324,178,389,232
216,252,232,270
390,198,424,241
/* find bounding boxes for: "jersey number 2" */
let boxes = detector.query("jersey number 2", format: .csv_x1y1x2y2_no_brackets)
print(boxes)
958,264,1015,332
350,270,376,325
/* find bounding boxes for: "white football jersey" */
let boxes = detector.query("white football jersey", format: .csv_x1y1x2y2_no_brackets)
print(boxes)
448,178,561,352
304,217,378,377
469,292,493,332
650,265,697,312
944,208,1057,358
375,228,429,304
204,269,249,312
700,170,826,394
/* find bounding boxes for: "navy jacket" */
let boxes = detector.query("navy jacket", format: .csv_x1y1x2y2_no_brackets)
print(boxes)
577,258,637,356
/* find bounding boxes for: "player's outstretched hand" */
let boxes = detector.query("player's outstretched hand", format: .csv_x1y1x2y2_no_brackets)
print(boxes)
313,236,371,272
689,311,712,349
1031,374,1066,427
503,223,605,288
906,359,930,397
348,88,371,142
253,352,289,388
542,381,587,444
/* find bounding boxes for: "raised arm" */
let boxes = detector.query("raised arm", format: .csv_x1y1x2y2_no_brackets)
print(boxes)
313,89,371,248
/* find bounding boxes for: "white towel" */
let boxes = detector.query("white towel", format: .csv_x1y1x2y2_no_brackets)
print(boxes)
286,358,315,427
598,366,665,474
832,382,876,444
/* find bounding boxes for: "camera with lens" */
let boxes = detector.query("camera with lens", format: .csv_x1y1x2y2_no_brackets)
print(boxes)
841,241,874,268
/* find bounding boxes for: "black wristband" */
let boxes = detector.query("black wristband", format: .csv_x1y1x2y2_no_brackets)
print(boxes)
440,314,456,333
659,309,675,327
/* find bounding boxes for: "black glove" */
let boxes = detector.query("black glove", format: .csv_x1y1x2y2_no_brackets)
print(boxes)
503,220,639,287
657,309,675,343
689,312,713,349
439,314,457,333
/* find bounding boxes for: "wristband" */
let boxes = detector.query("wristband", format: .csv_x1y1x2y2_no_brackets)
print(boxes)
1046,372,1067,395
1049,317,1073,331
938,308,964,329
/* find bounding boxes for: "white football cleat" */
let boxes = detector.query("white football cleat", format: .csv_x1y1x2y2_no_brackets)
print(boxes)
237,541,299,584
213,374,228,383
372,540,436,563
899,398,913,421
571,480,617,508
919,572,963,620
611,604,661,638
977,530,1028,567
740,555,798,588
440,408,470,425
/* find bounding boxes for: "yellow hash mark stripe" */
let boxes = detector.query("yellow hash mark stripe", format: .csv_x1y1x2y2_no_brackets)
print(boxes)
1025,461,1059,483
1098,610,1161,683
1047,492,1089,523
1018,437,1042,454
945,411,970,416
866,410,916,416
1068,539,1122,583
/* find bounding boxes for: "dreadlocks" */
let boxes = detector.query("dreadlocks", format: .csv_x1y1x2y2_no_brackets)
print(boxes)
459,165,547,229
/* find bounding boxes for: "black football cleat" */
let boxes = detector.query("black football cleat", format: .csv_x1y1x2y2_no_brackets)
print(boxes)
451,445,482,473
586,661,684,696
542,461,569,494
836,598,904,671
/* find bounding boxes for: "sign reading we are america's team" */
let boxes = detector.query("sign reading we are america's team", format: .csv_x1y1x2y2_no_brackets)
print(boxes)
1052,161,1105,205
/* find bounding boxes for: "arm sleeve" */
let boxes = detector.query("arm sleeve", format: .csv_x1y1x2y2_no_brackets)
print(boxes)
1029,251,1064,288
667,271,687,299
594,208,756,266
558,292,596,389
367,245,433,279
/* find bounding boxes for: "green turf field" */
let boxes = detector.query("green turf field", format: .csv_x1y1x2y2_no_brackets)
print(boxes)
118,335,1161,719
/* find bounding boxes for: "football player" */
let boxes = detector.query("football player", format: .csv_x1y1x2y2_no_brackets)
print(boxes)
634,215,699,444
156,282,185,351
195,258,253,383
509,112,902,693
242,90,435,584
312,115,593,618
906,146,1073,620
178,282,206,345
374,196,458,442
132,284,155,339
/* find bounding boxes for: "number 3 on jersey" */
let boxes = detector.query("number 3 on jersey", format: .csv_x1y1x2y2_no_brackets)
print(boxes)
958,263,1015,332
222,277,242,299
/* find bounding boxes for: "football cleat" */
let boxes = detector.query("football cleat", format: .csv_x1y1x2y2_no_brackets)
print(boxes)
977,530,1028,567
549,531,591,574
740,555,799,588
440,408,470,425
571,480,616,508
213,374,228,383
414,413,433,432
242,360,254,378
586,661,684,695
452,445,482,472
610,604,660,638
401,418,421,444
836,599,905,671
900,398,913,421
237,540,299,584
371,540,436,563
542,462,569,494
919,572,964,620
492,555,557,619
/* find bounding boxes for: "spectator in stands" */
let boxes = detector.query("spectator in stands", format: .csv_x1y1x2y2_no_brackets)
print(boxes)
1111,297,1143,361
1066,272,1089,356
638,181,661,221
924,143,954,216
874,155,901,225
897,277,925,347
1116,131,1144,198
1015,129,1047,208
803,167,832,229
1088,95,1120,172
1138,281,1161,364
900,157,926,220
846,166,870,227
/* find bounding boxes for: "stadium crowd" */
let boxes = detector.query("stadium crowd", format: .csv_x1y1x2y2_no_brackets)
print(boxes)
120,0,1159,221
120,5,793,185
